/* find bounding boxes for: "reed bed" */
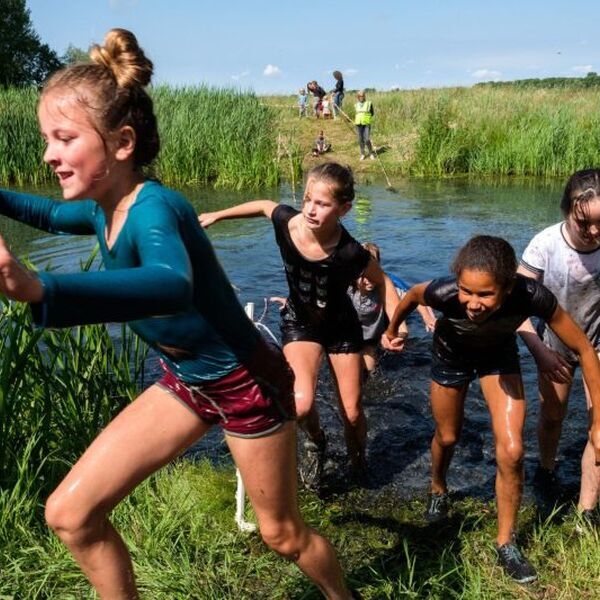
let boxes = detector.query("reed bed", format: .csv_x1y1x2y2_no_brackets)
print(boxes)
0,86,279,190
368,86,600,177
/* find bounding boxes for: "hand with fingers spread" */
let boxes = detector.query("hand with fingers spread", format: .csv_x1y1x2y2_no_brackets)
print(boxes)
0,235,43,303
535,345,573,384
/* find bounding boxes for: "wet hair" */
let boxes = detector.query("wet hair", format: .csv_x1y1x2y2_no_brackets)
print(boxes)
451,235,517,289
362,242,381,262
41,28,159,170
560,169,600,230
306,162,355,205
333,70,343,81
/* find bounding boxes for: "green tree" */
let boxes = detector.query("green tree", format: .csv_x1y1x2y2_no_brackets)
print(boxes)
0,0,63,87
62,44,89,65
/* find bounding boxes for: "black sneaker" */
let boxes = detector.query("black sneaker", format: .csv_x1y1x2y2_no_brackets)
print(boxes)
299,434,327,491
533,465,561,517
425,492,450,523
496,543,538,584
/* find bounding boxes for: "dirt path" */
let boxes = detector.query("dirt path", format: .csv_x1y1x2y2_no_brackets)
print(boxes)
263,98,402,182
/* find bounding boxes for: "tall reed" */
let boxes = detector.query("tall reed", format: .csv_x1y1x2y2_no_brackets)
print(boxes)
0,86,279,189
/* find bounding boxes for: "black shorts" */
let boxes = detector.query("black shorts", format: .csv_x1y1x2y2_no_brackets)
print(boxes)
431,340,521,388
280,303,363,354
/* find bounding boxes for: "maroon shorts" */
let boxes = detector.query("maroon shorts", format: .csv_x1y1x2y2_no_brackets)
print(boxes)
158,341,296,438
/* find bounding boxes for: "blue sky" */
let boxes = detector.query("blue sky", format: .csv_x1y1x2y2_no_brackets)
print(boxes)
28,0,599,94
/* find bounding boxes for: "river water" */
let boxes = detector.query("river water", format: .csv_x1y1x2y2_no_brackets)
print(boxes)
2,178,588,501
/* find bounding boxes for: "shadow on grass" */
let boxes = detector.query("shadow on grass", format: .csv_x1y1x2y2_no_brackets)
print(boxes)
330,506,484,597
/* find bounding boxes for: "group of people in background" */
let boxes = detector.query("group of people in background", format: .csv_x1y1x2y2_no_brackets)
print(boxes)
1,27,600,599
301,71,344,119
301,72,377,161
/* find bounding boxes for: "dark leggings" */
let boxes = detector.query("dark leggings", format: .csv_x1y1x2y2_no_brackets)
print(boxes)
356,125,373,155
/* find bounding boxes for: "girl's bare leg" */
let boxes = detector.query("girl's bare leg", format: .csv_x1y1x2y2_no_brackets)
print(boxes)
579,360,600,510
429,381,467,494
283,341,324,443
227,422,352,600
328,352,366,470
45,385,210,600
361,344,378,376
537,374,572,471
480,374,526,545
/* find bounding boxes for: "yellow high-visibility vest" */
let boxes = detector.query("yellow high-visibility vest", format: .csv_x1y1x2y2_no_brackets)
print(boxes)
354,100,373,125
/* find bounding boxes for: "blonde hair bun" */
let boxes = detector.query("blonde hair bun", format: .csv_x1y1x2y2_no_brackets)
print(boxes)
89,28,153,89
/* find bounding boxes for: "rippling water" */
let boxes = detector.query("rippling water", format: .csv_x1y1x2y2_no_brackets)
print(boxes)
2,178,587,500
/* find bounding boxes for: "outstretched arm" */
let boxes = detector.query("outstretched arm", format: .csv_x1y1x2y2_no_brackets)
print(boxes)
548,305,600,462
517,263,573,383
381,282,430,351
199,200,278,228
417,304,436,332
362,257,401,321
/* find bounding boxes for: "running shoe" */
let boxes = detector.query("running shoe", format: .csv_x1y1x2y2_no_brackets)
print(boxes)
496,543,538,584
533,464,562,518
425,492,450,523
299,433,327,491
369,153,376,160
359,154,365,161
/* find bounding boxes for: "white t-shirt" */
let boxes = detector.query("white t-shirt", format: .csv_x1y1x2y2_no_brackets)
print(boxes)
521,222,600,359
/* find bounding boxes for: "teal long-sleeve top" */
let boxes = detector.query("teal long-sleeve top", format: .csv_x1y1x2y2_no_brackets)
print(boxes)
0,180,260,383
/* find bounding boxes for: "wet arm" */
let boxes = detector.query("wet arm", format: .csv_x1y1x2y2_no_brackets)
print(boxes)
548,306,600,460
382,282,430,350
363,258,400,322
517,264,572,382
199,200,278,227
417,304,436,332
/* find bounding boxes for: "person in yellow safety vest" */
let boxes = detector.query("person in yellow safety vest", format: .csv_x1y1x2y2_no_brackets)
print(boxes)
354,90,375,161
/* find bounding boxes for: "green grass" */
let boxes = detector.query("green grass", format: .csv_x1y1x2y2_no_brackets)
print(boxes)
264,86,600,181
0,85,281,190
3,84,600,191
0,255,599,598
3,456,600,598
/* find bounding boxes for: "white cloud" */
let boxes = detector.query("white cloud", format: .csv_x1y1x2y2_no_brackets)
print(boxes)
263,64,282,77
573,65,593,74
471,69,502,80
344,68,358,76
231,70,250,81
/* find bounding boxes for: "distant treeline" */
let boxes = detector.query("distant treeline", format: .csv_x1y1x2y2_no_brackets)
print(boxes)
475,72,600,90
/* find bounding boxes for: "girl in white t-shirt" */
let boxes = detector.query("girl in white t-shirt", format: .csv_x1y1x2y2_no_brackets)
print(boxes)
518,169,600,522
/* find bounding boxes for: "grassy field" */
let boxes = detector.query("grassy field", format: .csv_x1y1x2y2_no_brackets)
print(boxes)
2,85,600,191
264,86,600,182
3,455,600,599
1,291,599,598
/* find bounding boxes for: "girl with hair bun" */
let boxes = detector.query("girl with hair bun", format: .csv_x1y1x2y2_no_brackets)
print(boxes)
0,29,354,599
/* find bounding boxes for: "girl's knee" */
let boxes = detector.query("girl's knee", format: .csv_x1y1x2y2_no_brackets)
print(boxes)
45,490,103,545
435,429,460,448
294,389,316,420
496,442,524,469
259,520,308,561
